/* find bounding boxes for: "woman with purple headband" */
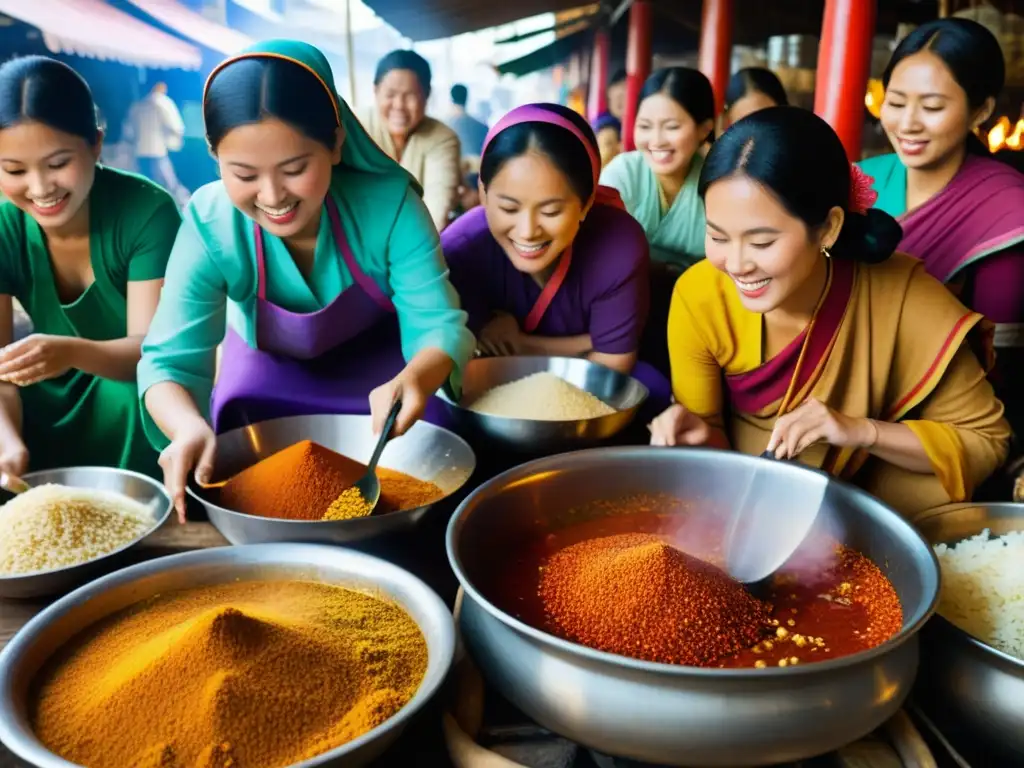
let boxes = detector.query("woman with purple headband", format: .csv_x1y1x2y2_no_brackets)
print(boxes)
441,103,670,405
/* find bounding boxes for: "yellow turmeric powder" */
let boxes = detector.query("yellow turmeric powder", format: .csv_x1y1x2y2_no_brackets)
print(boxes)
324,487,373,521
31,580,427,768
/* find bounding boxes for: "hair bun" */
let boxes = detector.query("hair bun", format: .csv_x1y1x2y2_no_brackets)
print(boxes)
831,208,903,264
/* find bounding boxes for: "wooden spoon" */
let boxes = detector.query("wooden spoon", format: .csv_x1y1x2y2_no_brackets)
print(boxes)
0,472,31,495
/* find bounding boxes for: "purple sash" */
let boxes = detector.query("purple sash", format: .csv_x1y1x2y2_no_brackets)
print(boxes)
210,196,415,433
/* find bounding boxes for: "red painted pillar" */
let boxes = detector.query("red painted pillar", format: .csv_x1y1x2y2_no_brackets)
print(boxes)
622,0,653,151
698,0,734,115
587,30,611,122
814,0,877,161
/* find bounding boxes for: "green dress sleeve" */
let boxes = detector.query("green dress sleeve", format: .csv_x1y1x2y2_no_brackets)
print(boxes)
137,206,230,449
0,205,26,299
387,186,474,395
127,195,183,281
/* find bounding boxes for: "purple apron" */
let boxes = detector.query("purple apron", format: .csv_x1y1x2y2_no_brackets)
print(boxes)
210,196,448,433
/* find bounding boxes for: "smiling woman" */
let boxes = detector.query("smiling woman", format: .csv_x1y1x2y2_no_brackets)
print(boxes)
440,103,669,403
0,56,179,477
137,40,473,522
649,107,1011,520
859,18,1024,432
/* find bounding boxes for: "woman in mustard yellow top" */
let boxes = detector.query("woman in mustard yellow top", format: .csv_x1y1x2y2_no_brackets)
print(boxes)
649,107,1009,518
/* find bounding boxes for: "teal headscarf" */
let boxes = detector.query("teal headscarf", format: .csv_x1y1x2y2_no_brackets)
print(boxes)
203,39,422,195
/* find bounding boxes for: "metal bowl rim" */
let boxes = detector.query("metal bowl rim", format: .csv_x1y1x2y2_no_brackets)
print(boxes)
437,355,650,425
0,542,456,768
446,445,939,679
917,501,1024,671
0,467,171,582
186,419,477,524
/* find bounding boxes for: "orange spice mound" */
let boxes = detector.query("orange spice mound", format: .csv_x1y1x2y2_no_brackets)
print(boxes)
31,581,427,768
216,440,444,520
539,533,772,665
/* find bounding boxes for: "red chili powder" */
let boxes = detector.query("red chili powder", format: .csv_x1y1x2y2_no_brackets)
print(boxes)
539,533,772,665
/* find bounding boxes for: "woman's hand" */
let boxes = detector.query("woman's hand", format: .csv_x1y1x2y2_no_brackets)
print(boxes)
648,404,713,447
477,313,522,358
0,437,28,477
0,334,77,386
157,417,217,524
369,375,430,439
767,398,876,459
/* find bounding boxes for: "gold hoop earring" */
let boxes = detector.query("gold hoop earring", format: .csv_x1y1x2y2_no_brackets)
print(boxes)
821,245,832,259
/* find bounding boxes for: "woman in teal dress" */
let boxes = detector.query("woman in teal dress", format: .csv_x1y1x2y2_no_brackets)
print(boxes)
0,56,179,477
599,67,715,375
139,40,474,520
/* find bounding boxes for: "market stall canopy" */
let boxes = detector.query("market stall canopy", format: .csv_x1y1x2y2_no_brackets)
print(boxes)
0,0,202,69
360,0,596,41
124,0,253,55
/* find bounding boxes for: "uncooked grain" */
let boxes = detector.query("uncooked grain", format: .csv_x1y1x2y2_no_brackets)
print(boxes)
934,529,1024,660
0,485,153,575
467,372,616,420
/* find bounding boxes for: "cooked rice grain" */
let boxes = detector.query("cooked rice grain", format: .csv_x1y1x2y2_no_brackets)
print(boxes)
468,372,617,421
0,485,153,575
934,529,1024,660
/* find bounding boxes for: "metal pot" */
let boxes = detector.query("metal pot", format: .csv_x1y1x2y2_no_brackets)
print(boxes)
0,467,171,599
914,502,1024,760
437,357,647,454
446,447,939,767
187,414,476,545
0,544,455,767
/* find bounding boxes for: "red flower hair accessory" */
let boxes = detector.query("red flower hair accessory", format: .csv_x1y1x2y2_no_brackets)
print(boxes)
849,164,878,214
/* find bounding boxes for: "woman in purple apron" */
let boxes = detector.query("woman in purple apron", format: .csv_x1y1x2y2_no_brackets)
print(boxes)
442,104,671,409
138,40,474,520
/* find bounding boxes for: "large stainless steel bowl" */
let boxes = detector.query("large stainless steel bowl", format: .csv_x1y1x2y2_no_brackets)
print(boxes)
0,467,170,599
914,502,1024,759
447,447,939,766
0,543,456,767
188,414,476,546
438,357,648,453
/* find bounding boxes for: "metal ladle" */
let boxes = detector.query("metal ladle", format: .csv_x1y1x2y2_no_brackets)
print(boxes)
722,449,827,585
353,399,402,513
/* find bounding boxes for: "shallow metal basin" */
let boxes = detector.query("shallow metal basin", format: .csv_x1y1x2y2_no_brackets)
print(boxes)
187,414,476,546
447,447,939,766
438,357,647,453
0,543,456,767
0,467,170,599
914,502,1024,760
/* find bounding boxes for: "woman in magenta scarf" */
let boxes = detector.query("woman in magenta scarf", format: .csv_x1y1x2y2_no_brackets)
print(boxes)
860,18,1024,431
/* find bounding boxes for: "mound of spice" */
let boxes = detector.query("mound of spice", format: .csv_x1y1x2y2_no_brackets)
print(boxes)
216,440,444,520
539,533,771,665
31,580,428,768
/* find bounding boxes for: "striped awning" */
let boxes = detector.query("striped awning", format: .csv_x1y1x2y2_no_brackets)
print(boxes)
124,0,252,55
0,0,202,70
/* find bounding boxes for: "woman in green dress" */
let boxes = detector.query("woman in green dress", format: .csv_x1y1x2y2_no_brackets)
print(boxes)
0,57,179,477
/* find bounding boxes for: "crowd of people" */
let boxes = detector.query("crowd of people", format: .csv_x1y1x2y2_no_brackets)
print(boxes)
0,17,1021,523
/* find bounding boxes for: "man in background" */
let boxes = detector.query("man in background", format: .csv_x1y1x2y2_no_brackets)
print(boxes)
447,83,488,159
606,68,627,122
124,82,189,205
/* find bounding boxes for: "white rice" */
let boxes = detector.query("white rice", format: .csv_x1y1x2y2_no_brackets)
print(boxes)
934,529,1024,660
467,371,617,421
0,484,154,576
